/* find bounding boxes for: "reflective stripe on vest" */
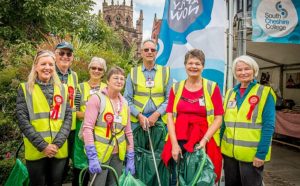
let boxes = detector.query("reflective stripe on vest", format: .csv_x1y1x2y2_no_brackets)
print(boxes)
172,78,220,146
221,84,275,162
93,93,128,163
130,65,169,123
79,82,107,113
21,83,68,160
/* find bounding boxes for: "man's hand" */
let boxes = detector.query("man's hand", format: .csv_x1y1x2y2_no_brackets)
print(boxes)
253,157,265,168
137,113,149,130
148,112,160,127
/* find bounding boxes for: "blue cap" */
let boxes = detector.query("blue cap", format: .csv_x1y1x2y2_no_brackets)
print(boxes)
56,41,73,51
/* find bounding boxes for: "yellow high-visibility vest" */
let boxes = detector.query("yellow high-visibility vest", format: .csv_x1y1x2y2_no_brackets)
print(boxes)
221,84,276,162
130,65,169,123
21,83,68,160
64,71,78,130
93,93,128,163
78,81,107,115
172,78,220,146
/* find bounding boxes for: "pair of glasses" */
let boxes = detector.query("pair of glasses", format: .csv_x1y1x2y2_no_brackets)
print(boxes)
143,48,156,53
58,51,72,57
90,66,104,71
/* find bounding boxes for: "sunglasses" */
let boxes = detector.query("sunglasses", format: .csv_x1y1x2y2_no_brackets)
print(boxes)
90,66,104,72
143,48,156,53
57,51,72,57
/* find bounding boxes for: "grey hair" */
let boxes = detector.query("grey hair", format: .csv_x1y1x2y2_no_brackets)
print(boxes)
141,39,156,49
88,57,107,72
232,55,259,79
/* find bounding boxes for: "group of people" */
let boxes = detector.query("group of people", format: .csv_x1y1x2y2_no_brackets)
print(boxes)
17,39,276,186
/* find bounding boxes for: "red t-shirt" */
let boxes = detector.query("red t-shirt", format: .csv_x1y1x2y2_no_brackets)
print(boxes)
166,85,224,139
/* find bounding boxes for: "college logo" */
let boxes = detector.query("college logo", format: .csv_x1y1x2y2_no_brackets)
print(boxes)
256,0,298,37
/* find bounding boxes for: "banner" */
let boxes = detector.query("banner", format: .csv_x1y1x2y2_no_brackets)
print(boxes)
156,0,226,91
252,0,300,44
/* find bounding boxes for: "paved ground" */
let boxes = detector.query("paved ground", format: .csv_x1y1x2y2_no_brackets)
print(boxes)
264,142,300,186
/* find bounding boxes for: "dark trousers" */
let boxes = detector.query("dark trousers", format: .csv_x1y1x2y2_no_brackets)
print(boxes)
169,140,187,186
26,157,67,186
63,130,75,181
73,167,89,186
223,155,264,186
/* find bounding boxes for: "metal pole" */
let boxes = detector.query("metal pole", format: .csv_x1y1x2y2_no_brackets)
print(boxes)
242,0,247,55
145,119,162,186
227,0,235,91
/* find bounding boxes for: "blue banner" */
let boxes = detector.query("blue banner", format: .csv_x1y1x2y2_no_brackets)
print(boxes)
252,0,300,44
156,0,226,92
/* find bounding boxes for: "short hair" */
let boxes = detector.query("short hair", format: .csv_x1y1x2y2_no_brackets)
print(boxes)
88,57,107,72
107,66,125,80
184,49,205,66
141,39,156,49
232,55,259,79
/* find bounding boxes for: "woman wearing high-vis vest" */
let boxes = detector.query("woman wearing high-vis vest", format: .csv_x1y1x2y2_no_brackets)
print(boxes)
16,50,72,186
82,67,134,186
220,55,276,186
161,49,224,185
72,57,107,186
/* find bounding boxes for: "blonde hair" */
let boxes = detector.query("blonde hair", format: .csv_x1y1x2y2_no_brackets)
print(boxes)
232,55,259,79
88,57,107,72
27,50,61,94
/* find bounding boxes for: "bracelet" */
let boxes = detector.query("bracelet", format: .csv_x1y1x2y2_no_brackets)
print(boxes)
203,136,210,142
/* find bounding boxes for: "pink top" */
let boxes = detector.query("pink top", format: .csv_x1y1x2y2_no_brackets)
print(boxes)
82,88,134,153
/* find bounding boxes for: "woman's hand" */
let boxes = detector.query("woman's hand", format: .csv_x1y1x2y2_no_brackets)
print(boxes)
172,143,182,162
253,157,265,167
196,138,207,150
43,144,58,158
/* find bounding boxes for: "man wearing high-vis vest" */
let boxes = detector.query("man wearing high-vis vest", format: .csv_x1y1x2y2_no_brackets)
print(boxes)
220,55,276,186
124,39,172,130
55,41,78,180
124,39,172,185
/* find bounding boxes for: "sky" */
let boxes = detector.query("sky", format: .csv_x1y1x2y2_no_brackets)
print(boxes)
92,0,165,40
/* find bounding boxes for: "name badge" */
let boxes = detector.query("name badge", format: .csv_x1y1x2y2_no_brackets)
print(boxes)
228,100,237,108
90,89,98,95
199,98,205,106
114,115,122,123
145,80,155,88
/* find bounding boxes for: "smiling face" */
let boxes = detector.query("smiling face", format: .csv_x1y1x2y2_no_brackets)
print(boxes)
107,73,125,93
185,57,204,79
89,62,104,80
55,48,74,72
35,56,55,83
235,61,254,84
141,41,157,64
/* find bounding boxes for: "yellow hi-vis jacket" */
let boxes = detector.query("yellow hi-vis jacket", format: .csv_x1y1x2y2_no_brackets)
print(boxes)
172,78,220,146
58,71,78,130
221,84,276,162
21,83,68,160
130,65,170,123
93,93,128,163
78,81,107,115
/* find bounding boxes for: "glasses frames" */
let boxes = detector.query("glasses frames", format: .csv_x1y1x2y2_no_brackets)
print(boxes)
143,48,156,53
90,66,104,72
57,51,73,57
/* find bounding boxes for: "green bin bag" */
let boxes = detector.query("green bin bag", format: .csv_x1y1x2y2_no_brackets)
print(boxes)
178,148,216,186
119,172,146,186
5,159,29,186
73,120,88,169
133,121,170,186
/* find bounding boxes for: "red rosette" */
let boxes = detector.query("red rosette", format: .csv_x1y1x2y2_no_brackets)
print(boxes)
51,95,63,120
68,86,74,107
104,112,114,137
246,95,259,120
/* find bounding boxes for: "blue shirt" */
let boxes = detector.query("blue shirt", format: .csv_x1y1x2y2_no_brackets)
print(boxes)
220,80,276,160
124,64,173,117
56,66,71,84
